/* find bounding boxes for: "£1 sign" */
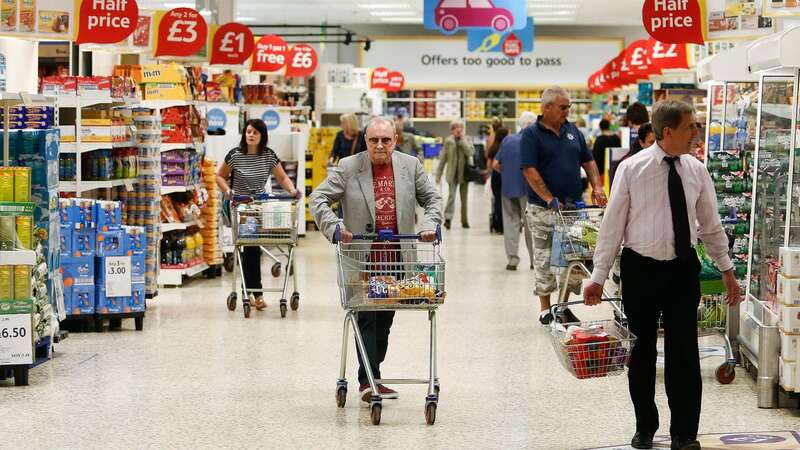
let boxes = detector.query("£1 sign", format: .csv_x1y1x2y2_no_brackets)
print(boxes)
210,23,254,65
154,8,208,57
285,44,318,78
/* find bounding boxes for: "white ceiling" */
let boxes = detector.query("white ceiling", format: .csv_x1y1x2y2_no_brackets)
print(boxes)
139,0,646,27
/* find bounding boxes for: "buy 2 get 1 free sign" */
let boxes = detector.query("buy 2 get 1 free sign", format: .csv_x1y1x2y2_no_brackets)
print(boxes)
154,7,208,57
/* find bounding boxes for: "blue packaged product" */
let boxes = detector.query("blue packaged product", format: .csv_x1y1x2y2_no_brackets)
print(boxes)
68,284,95,316
95,200,122,231
124,225,146,255
96,229,126,257
95,286,124,314
72,227,95,259
131,254,145,283
126,283,145,313
59,224,73,261
61,256,94,286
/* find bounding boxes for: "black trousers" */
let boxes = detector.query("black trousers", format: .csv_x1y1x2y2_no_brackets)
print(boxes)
490,171,503,232
241,246,262,292
620,248,702,440
356,311,395,385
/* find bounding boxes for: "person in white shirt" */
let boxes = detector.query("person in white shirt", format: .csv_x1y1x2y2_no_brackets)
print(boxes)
582,100,741,450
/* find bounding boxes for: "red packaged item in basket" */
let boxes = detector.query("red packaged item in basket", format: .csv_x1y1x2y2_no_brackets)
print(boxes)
566,326,612,379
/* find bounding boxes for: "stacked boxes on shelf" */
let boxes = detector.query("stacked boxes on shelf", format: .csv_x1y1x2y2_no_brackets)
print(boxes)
777,247,800,392
59,198,96,316
477,90,515,120
162,149,199,187
200,158,222,266
385,90,411,118
161,106,193,144
708,150,750,279
435,90,461,120
306,127,337,222
413,90,436,119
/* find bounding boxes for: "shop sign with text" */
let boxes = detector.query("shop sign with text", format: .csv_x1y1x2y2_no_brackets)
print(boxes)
154,7,208,57
210,22,254,65
250,35,288,72
643,0,706,44
285,44,317,78
75,0,138,44
424,0,526,35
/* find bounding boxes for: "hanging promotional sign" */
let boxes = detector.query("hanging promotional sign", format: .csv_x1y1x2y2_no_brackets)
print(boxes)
250,34,288,72
647,38,689,70
387,71,405,92
625,39,661,78
467,16,534,54
424,0,526,35
642,0,706,44
74,0,138,44
370,67,390,89
210,22,254,65
153,7,208,57
284,44,318,78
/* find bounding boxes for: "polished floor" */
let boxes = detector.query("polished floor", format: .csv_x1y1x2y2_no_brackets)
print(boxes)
2,188,799,449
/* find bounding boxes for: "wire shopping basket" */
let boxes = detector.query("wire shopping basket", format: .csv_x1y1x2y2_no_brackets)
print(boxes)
550,208,603,268
549,300,636,380
334,227,446,310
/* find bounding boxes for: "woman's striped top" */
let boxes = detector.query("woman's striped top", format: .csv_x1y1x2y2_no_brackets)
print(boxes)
224,147,280,195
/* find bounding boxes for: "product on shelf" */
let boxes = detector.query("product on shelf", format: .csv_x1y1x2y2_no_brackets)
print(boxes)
200,158,222,266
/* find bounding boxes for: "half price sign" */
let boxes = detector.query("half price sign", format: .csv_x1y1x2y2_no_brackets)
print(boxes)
251,35,289,72
210,22,254,65
285,44,318,78
154,7,208,57
75,0,139,45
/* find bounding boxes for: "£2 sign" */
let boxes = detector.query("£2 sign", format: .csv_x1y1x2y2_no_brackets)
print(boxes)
155,8,208,57
285,44,318,78
210,23,254,65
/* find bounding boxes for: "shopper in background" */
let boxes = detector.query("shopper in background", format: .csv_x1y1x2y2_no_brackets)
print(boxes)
329,113,367,164
395,114,418,135
520,86,606,325
625,123,655,160
216,119,301,311
592,119,621,179
487,126,509,233
436,119,475,230
310,116,443,403
625,102,650,141
494,112,536,271
394,122,423,162
583,101,741,450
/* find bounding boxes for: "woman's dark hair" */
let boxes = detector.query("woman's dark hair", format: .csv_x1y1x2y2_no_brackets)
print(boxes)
240,119,269,154
599,119,610,131
625,102,650,127
488,127,510,159
637,123,654,143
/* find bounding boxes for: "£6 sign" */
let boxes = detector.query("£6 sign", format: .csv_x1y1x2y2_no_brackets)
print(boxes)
285,44,318,78
210,23,254,65
154,8,208,57
251,35,289,72
75,0,139,45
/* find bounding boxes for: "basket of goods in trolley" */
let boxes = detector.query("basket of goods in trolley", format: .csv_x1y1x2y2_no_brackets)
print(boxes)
332,226,445,426
550,206,603,268
225,192,300,318
549,300,637,380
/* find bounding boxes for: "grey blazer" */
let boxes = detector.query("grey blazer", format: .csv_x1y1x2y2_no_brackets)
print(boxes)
310,151,443,242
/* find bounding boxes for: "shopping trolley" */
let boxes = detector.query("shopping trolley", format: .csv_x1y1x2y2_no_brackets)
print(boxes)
332,225,445,426
550,207,604,304
549,299,636,379
225,192,299,318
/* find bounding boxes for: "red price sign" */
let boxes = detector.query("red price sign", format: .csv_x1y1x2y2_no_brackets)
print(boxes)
642,0,705,44
155,8,208,57
75,0,139,45
370,67,390,89
251,35,289,72
210,23,254,65
387,71,405,92
285,44,318,78
647,38,689,70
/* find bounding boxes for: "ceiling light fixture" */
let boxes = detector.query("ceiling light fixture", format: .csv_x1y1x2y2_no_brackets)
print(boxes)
163,2,194,8
370,10,417,16
358,3,411,9
379,17,424,23
236,16,256,22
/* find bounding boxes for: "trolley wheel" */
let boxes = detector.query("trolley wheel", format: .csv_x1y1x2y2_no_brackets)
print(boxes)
716,362,736,385
243,303,251,318
336,386,347,408
370,403,382,425
290,292,300,311
280,302,287,318
134,317,144,331
223,253,234,272
226,292,237,311
13,366,29,386
271,262,282,278
425,402,437,425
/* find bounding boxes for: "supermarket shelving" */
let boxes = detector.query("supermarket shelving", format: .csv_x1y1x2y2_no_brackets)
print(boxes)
161,220,198,232
60,178,138,192
158,262,209,286
161,184,199,195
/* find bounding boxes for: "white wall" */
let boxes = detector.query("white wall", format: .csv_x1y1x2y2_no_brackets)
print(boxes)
0,38,39,93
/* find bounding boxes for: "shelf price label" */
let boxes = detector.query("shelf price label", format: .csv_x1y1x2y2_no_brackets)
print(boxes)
285,44,318,78
75,0,139,45
0,313,33,365
250,35,289,72
105,256,132,298
210,22,254,66
154,7,208,57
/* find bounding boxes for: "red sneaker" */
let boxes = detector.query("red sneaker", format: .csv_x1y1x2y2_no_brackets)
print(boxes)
378,384,399,399
359,383,373,403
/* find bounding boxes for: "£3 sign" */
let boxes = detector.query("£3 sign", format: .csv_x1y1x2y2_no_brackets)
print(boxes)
154,8,208,57
285,44,318,78
210,22,254,65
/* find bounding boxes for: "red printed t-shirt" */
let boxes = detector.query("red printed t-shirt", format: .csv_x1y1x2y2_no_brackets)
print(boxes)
372,162,397,233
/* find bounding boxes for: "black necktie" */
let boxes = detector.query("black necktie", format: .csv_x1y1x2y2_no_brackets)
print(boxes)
664,156,691,260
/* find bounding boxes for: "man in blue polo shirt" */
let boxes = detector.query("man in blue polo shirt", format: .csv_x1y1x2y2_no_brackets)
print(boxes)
521,86,606,325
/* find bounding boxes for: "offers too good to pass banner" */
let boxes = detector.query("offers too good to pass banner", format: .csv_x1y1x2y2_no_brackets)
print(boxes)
154,8,208,57
251,35,289,72
210,22,254,65
75,0,139,44
643,0,707,44
285,44,318,78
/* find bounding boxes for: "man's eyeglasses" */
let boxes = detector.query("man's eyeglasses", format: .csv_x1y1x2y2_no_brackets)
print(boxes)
368,137,394,146
557,104,572,111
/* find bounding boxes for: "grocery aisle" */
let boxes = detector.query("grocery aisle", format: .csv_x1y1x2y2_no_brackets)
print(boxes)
2,193,798,449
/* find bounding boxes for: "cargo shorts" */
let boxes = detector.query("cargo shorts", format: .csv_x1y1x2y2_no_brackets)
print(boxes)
526,204,584,298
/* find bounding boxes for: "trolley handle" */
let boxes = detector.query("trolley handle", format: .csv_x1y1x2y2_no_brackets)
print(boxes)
549,298,621,317
232,192,299,203
332,224,442,244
